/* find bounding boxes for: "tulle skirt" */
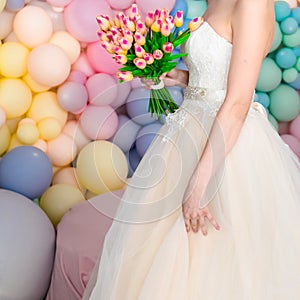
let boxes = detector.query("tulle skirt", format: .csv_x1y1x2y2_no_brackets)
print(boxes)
83,90,300,300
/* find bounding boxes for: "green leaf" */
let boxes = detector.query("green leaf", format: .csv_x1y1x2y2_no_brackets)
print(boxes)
162,53,188,62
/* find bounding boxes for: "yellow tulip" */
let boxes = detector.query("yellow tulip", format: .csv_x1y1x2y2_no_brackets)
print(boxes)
188,17,204,32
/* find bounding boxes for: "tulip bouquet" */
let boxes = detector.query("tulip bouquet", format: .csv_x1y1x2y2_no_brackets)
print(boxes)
96,4,203,121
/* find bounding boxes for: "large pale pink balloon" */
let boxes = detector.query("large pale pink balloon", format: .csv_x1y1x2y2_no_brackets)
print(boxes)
27,43,71,87
64,0,113,43
289,114,300,141
72,52,95,77
46,0,73,7
86,73,118,106
136,0,175,14
281,134,300,158
79,105,118,140
13,6,53,48
108,0,134,10
86,41,120,75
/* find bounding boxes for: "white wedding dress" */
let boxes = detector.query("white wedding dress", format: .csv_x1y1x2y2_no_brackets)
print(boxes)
83,22,300,299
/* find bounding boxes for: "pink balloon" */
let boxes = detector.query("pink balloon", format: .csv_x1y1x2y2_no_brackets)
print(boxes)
136,0,176,14
72,52,95,77
111,81,132,109
281,134,300,158
289,114,300,141
108,0,134,10
86,74,118,106
67,70,87,85
64,0,113,43
57,82,88,113
278,121,290,135
79,105,118,140
86,41,120,75
46,0,73,7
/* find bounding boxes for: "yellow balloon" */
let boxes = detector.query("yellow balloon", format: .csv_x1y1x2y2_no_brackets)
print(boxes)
0,0,6,13
27,91,67,127
0,42,29,78
5,116,23,133
40,184,85,227
0,79,32,119
50,31,81,64
8,133,24,151
17,122,39,145
0,124,10,155
38,117,62,140
23,73,50,93
76,141,128,195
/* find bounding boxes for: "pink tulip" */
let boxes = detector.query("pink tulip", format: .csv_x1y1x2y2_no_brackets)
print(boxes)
134,58,147,69
134,44,146,58
161,23,171,37
188,17,204,32
128,3,139,20
113,45,127,55
123,18,135,32
123,29,134,43
117,71,134,82
115,54,128,64
145,12,155,27
96,15,111,32
151,20,161,32
134,32,146,45
174,11,184,27
162,42,174,53
97,30,109,42
101,41,114,54
154,9,161,20
153,49,163,60
144,53,154,64
136,20,147,35
160,8,169,20
119,37,132,50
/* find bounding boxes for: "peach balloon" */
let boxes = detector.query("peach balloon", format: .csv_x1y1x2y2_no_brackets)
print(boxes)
86,41,120,75
47,132,77,167
86,73,118,106
62,120,91,151
3,31,19,43
23,73,51,93
0,124,10,155
0,0,6,13
52,167,86,193
0,42,29,78
0,9,14,40
27,43,71,87
27,91,67,127
0,78,32,119
0,106,6,128
50,31,81,64
33,139,48,152
13,6,53,48
79,105,119,140
40,184,85,227
38,117,62,140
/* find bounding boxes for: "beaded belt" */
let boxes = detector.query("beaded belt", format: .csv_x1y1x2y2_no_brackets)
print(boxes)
183,86,226,101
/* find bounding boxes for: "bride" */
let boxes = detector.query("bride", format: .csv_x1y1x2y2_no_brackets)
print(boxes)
83,0,300,299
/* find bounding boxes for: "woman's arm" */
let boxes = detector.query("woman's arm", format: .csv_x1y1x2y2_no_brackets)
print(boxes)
183,0,275,233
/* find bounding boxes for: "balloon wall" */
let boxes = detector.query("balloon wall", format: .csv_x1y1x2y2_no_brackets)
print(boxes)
0,0,299,298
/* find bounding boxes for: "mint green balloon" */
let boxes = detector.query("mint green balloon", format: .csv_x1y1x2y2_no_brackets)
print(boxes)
270,22,283,53
186,0,208,19
296,57,300,72
283,68,298,83
269,84,300,122
268,114,279,131
256,57,282,92
283,28,300,48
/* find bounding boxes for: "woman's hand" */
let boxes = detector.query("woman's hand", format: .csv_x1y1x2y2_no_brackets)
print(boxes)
182,178,220,235
141,69,189,89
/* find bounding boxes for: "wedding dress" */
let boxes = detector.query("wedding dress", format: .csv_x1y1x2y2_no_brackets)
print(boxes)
83,21,300,299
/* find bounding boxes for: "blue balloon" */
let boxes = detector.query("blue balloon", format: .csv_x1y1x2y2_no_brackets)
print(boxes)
5,0,25,11
126,147,141,176
293,46,300,57
0,146,53,199
275,47,297,69
280,17,298,35
274,1,291,22
291,7,300,24
170,0,188,17
255,92,270,108
289,73,300,89
136,122,162,157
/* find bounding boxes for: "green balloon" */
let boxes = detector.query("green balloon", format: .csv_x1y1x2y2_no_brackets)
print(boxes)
283,28,300,48
256,57,282,92
296,57,300,72
268,114,279,131
283,68,298,83
186,1,208,19
269,84,300,122
269,22,283,53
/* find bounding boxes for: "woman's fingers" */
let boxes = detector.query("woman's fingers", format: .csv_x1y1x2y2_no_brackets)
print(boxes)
205,212,221,231
199,215,207,236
